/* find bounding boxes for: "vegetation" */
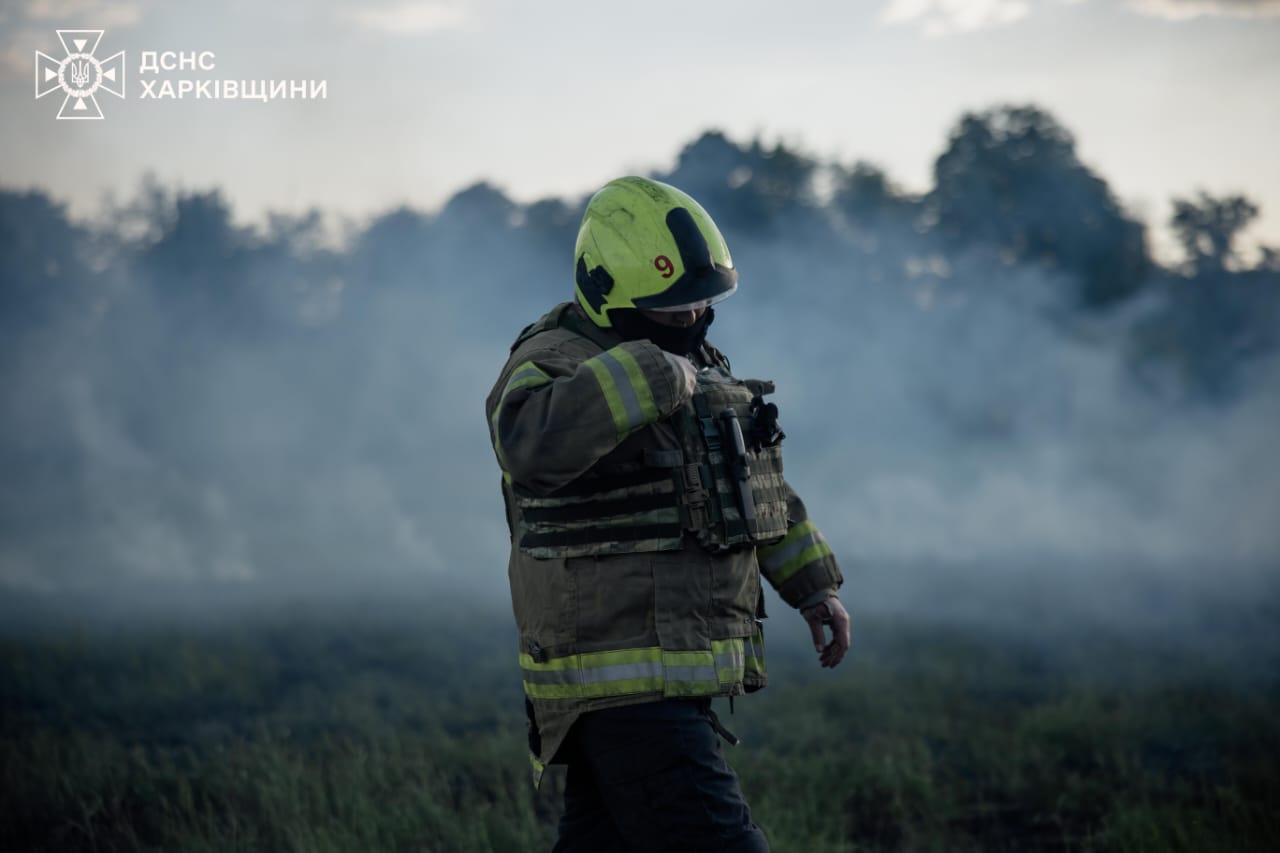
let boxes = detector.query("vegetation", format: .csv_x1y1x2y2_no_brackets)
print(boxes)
3,602,1276,852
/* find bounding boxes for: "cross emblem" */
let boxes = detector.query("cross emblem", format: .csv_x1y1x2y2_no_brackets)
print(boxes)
35,30,126,120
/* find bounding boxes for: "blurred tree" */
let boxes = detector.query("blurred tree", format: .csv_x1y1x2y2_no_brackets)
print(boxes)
350,205,433,294
517,196,586,305
832,161,915,226
1170,191,1259,274
820,161,923,289
0,190,92,332
438,181,518,232
926,105,1150,308
145,189,242,270
521,196,582,251
137,188,267,334
656,131,820,235
1260,247,1280,272
433,182,531,313
1130,193,1278,397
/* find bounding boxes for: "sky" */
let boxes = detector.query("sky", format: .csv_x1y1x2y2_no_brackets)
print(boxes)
2,0,1279,262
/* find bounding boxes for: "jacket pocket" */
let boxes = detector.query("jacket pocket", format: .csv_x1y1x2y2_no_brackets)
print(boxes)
707,547,759,638
573,553,657,646
509,554,576,648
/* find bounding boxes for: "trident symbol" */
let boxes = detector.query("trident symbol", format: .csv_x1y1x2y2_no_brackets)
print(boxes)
69,59,91,89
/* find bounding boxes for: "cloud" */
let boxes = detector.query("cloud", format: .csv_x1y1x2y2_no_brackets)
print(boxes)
1129,0,1280,19
881,0,1032,36
0,1,145,81
881,0,1280,34
25,0,144,26
343,1,469,35
0,33,36,79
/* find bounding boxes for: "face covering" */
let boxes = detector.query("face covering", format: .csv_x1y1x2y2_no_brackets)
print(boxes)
609,307,715,356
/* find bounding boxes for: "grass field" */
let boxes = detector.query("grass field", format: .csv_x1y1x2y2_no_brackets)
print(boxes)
2,593,1276,852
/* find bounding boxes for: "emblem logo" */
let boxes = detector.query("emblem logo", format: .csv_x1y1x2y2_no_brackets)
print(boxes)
35,30,126,120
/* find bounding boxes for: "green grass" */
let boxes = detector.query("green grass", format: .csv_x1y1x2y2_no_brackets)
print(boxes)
1,602,1276,852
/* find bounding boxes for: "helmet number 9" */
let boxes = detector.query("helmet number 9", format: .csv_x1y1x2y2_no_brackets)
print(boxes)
654,255,674,279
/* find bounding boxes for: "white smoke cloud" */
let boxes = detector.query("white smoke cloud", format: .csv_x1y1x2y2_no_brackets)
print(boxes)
880,0,1280,36
1129,0,1280,19
2,146,1276,641
881,0,1032,36
342,1,470,34
0,1,146,80
24,0,145,23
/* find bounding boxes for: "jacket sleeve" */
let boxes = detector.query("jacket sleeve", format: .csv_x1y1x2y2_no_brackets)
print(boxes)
756,482,844,609
487,339,695,495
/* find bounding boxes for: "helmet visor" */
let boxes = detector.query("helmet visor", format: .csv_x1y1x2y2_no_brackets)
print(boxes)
641,285,737,313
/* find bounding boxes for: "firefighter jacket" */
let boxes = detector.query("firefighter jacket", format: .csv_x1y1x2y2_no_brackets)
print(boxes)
486,302,843,786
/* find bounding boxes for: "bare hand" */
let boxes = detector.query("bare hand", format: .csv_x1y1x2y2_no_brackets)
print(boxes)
801,596,850,668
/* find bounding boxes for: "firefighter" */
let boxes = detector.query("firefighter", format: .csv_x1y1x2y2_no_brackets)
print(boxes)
486,176,850,852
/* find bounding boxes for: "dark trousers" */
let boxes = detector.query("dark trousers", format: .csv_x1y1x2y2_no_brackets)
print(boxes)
551,699,771,853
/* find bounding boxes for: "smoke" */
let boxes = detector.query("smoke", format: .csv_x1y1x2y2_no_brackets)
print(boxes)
700,220,1279,638
0,122,1277,648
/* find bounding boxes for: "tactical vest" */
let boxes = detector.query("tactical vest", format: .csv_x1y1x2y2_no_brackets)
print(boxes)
506,307,790,558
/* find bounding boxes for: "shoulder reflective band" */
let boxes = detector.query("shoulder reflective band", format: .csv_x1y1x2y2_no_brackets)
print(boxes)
520,639,751,701
583,346,659,441
757,519,833,585
491,360,553,466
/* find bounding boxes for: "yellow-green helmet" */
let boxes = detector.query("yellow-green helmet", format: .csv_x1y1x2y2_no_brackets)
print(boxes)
574,176,737,328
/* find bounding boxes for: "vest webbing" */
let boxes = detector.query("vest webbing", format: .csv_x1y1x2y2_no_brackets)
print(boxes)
677,367,789,549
